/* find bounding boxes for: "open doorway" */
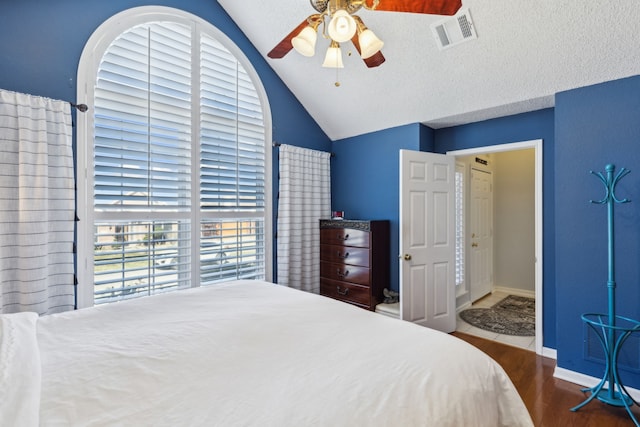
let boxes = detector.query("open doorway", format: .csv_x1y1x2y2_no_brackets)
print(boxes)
448,140,543,355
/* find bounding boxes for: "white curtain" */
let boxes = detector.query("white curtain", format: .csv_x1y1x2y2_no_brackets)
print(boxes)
277,144,331,293
0,89,75,315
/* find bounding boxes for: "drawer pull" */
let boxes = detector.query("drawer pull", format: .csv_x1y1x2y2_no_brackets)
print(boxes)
337,233,350,241
337,251,349,259
336,269,349,279
336,286,349,296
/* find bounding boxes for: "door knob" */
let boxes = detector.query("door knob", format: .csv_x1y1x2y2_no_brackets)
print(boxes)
403,254,412,261
471,243,478,247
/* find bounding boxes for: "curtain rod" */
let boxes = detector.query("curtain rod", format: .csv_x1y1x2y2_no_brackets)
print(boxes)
272,142,335,157
69,102,89,112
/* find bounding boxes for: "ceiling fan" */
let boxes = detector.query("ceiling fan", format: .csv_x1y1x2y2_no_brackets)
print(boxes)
267,0,463,69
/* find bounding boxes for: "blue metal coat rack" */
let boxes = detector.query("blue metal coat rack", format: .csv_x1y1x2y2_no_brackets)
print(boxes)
571,164,640,426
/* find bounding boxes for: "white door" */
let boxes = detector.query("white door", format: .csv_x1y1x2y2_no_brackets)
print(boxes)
469,168,493,301
399,150,456,333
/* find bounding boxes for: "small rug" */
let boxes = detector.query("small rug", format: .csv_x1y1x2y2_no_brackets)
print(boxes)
459,295,535,336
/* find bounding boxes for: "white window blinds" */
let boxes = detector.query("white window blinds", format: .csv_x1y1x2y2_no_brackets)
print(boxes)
200,34,265,212
90,19,267,305
455,166,465,289
95,23,192,212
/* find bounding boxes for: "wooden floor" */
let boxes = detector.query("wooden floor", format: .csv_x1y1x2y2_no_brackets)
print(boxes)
452,332,640,427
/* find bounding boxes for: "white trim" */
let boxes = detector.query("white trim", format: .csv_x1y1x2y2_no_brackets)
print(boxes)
492,286,535,299
455,301,472,313
554,366,640,402
448,139,544,355
447,140,540,157
76,6,272,308
542,347,557,360
375,302,400,318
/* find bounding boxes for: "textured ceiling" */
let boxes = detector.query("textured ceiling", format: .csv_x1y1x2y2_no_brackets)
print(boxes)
217,0,640,141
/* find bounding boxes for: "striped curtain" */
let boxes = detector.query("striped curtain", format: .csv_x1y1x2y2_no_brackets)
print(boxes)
0,89,75,315
277,145,331,293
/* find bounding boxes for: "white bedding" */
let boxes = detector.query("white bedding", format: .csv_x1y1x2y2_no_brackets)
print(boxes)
21,280,531,426
0,312,40,427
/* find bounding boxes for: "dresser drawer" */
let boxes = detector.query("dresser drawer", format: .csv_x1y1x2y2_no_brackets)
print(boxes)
320,279,370,307
320,228,370,248
320,244,370,267
320,261,370,286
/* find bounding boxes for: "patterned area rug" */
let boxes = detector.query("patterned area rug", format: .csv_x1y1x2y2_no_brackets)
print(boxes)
459,295,535,336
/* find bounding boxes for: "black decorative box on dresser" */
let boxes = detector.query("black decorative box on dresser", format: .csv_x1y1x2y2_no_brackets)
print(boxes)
319,219,390,311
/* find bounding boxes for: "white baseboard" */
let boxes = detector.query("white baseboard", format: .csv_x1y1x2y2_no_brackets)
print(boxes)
554,366,640,402
542,347,557,359
493,286,535,299
456,301,472,313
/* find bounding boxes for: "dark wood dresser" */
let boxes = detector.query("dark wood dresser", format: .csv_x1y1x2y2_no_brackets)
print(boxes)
319,219,390,311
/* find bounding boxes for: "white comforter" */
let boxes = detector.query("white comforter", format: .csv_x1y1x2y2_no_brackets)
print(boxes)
0,312,40,427
7,280,533,426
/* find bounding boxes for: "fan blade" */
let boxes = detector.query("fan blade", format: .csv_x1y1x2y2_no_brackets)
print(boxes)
351,34,386,68
367,0,462,16
267,19,310,59
364,51,386,68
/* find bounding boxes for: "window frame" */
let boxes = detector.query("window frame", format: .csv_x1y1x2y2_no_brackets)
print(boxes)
76,6,272,308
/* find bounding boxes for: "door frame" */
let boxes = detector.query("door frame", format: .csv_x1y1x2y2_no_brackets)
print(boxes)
447,139,543,355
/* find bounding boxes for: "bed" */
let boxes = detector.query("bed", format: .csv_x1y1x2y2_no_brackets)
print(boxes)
1,280,533,426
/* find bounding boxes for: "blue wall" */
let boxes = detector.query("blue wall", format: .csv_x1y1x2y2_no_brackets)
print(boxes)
555,75,640,387
331,123,426,292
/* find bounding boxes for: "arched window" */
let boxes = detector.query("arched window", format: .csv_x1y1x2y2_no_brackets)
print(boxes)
76,7,272,307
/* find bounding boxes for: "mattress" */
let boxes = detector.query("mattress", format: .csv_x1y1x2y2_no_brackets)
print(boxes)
1,280,533,426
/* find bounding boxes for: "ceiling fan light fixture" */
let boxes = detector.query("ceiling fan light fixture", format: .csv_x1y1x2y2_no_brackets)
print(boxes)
322,41,344,68
328,9,357,43
269,0,463,71
358,29,384,59
292,26,318,57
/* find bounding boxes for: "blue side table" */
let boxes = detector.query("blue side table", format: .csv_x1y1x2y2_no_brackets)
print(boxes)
571,313,640,426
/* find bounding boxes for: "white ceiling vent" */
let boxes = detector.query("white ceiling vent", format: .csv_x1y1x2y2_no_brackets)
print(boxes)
431,9,477,50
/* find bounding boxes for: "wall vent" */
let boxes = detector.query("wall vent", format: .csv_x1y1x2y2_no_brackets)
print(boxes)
431,9,477,50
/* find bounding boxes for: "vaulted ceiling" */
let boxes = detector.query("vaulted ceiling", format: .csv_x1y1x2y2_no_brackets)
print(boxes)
217,0,640,140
